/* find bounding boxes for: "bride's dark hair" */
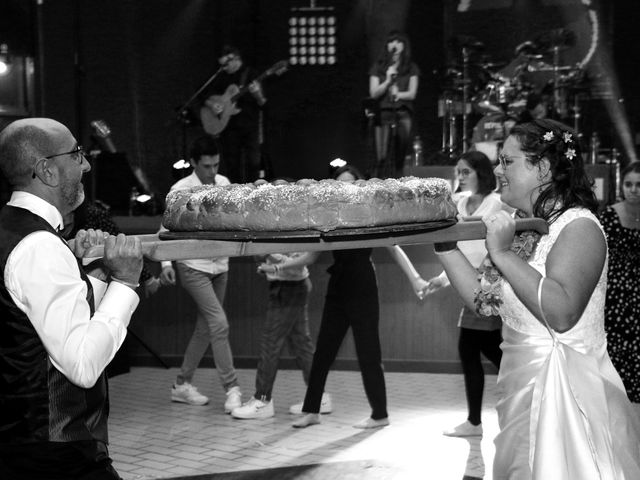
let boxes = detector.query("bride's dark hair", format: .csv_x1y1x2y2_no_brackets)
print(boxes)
509,119,598,222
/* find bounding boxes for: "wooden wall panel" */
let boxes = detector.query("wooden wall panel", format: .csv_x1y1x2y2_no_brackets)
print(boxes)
126,245,468,373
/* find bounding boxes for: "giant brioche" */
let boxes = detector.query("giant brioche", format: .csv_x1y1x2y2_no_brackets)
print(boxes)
162,176,457,232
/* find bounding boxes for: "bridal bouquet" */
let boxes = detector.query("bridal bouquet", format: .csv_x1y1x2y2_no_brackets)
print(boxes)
474,230,541,316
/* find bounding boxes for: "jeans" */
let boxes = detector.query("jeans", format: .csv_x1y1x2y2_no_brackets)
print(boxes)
255,279,315,401
175,264,238,391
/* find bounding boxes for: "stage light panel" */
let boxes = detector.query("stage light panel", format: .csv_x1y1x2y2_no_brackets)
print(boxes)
288,6,336,66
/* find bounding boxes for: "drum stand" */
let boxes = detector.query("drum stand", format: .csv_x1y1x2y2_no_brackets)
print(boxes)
572,92,583,138
439,93,459,161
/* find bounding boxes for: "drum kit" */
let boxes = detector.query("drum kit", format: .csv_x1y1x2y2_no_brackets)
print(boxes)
438,29,588,161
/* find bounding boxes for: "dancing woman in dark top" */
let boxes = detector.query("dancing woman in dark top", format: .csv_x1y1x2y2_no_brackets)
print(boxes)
292,165,389,429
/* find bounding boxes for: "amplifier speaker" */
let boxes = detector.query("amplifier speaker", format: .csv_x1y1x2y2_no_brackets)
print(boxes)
87,152,142,215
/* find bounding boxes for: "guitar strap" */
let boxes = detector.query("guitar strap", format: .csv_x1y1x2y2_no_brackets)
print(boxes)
240,67,249,88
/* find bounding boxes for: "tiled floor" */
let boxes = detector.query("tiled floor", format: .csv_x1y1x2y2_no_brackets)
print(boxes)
109,367,500,480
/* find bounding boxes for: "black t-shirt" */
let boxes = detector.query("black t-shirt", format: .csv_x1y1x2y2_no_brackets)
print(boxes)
369,62,420,112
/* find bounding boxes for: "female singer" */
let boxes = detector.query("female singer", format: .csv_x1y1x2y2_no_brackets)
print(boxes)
368,31,420,177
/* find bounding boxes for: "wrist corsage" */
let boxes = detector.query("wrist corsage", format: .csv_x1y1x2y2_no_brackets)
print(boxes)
473,230,541,316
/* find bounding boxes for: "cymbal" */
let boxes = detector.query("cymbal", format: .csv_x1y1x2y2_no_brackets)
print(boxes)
514,41,539,56
529,64,575,72
449,35,485,51
478,61,507,70
545,44,571,53
535,28,576,49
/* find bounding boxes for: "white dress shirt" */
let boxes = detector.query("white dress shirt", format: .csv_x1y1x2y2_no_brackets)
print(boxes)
160,171,230,274
4,191,139,389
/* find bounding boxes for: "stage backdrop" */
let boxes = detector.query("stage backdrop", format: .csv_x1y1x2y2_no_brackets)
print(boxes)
31,0,444,204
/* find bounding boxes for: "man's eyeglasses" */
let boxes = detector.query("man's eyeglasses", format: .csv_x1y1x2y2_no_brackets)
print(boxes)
44,144,86,161
32,145,87,178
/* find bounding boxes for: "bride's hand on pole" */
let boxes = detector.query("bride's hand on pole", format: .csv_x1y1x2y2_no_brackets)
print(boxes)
483,211,515,257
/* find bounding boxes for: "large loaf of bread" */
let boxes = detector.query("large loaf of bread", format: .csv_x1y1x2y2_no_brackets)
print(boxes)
162,176,457,232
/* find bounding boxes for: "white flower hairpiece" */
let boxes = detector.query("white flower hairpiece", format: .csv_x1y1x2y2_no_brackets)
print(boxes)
543,131,554,141
565,148,576,160
563,132,573,143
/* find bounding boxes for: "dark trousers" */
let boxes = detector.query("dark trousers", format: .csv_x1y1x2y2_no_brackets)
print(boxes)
0,440,120,480
302,260,387,419
458,327,502,425
255,279,315,400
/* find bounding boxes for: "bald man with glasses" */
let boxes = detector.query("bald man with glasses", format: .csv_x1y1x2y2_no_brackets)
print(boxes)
0,117,143,479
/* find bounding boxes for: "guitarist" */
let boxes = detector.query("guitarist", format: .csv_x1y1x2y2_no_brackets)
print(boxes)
200,45,266,184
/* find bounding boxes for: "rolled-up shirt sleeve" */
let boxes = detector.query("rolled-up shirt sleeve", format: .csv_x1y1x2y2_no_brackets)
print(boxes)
5,231,139,388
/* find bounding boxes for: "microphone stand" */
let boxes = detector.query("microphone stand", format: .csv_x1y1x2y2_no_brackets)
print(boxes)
175,66,226,161
388,75,400,178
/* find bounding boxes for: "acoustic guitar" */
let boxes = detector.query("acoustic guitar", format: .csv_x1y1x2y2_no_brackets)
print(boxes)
201,60,288,136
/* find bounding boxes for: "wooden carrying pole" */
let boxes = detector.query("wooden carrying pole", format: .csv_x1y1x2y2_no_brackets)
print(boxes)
71,218,547,262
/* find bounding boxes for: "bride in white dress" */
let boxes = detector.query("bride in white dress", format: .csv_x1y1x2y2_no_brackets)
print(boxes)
435,119,640,479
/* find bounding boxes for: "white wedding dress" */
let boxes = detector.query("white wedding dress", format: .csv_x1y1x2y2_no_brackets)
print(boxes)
493,208,640,480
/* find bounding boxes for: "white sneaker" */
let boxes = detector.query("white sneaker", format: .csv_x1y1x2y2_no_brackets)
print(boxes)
289,392,332,415
224,386,242,413
443,420,483,437
171,383,209,406
231,397,275,419
353,417,390,429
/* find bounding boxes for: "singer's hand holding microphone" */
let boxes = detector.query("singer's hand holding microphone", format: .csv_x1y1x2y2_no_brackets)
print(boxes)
385,65,398,84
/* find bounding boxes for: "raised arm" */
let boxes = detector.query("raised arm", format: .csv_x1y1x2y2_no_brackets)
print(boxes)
386,245,429,299
431,244,480,310
257,251,321,275
369,67,395,99
487,211,605,333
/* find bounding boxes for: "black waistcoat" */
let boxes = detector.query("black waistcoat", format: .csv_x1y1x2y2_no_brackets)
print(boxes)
0,205,109,445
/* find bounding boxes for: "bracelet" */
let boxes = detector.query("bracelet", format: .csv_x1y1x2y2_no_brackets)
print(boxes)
111,277,140,289
434,241,458,252
434,247,459,256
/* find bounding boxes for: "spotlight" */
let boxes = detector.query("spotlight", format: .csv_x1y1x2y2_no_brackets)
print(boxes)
289,3,336,66
0,44,11,76
329,158,346,169
172,159,191,170
128,187,155,216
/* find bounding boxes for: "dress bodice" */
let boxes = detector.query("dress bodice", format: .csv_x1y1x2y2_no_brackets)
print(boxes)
499,208,608,350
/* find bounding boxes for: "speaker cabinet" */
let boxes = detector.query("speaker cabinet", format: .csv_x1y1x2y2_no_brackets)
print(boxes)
87,152,142,215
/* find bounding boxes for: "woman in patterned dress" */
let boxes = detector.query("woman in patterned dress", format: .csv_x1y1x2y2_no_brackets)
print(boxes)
601,162,640,408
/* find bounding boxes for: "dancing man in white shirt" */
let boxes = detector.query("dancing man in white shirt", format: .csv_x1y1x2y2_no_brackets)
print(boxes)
159,135,242,412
